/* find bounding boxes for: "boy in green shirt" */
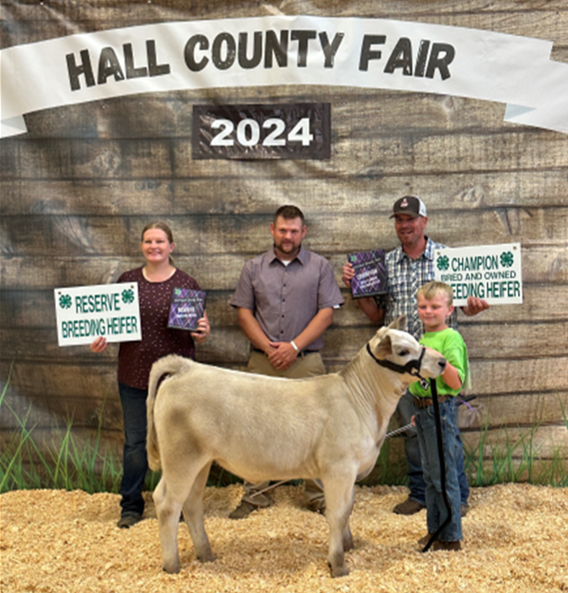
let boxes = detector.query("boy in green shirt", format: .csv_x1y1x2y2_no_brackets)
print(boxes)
410,281,469,551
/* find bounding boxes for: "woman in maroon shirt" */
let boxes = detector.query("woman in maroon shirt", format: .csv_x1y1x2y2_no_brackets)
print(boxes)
91,221,209,528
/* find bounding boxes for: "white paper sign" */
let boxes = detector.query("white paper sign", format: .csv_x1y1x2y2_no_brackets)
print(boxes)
54,283,141,346
434,243,522,306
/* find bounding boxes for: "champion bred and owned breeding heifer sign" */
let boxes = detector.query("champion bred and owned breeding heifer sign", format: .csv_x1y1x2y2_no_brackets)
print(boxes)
192,103,331,159
434,243,522,306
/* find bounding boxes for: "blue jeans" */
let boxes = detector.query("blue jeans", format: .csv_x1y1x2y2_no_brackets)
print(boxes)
397,391,469,506
118,382,149,517
415,399,462,542
451,398,470,505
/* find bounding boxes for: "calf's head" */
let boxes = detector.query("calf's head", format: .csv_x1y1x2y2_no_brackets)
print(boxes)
368,317,446,384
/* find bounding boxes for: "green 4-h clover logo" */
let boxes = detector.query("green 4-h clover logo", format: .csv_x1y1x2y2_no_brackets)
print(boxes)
121,289,135,304
59,294,72,309
436,255,450,271
500,251,514,268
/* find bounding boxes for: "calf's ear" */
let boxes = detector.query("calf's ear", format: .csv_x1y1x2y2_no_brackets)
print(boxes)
388,315,407,331
374,333,393,359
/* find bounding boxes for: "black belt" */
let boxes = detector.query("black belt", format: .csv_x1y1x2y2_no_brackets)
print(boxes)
253,348,318,358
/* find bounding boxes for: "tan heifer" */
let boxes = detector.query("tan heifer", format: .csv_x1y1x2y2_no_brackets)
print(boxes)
146,318,446,577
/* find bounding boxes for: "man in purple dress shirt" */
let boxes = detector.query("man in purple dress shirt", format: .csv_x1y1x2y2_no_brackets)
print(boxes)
228,205,344,519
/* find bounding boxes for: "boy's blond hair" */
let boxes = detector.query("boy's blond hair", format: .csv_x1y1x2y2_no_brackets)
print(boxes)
417,281,454,306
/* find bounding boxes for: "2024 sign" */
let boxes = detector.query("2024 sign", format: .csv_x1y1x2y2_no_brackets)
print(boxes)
192,103,330,159
211,116,312,147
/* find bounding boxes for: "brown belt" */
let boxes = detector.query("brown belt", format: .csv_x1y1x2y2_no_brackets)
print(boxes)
413,395,450,409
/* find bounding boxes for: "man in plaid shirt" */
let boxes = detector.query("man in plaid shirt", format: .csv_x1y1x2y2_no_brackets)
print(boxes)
343,196,488,515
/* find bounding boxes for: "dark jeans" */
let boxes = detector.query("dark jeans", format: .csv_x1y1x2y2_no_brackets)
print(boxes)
118,382,149,517
397,390,469,506
416,399,463,541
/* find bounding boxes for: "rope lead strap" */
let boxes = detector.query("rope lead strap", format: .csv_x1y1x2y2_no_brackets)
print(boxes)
421,377,453,552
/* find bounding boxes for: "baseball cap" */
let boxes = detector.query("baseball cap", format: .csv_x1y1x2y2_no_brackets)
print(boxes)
390,195,427,218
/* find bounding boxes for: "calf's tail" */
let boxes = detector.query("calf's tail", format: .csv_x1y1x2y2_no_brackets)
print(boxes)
146,354,194,471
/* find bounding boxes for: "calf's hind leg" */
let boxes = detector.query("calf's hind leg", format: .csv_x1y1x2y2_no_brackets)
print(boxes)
153,476,183,573
154,457,213,573
181,461,215,563
322,472,356,578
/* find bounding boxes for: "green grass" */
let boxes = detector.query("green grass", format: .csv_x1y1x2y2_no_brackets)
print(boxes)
0,379,123,493
0,370,195,493
463,422,568,488
463,395,568,488
1,370,567,492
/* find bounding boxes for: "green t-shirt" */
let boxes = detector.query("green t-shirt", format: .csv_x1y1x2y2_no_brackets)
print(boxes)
409,327,469,399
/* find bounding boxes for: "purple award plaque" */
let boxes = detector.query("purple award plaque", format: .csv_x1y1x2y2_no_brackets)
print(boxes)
347,250,387,298
167,288,206,331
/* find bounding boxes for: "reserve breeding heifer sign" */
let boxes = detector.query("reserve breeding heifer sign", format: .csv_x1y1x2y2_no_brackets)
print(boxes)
434,243,522,306
54,283,142,347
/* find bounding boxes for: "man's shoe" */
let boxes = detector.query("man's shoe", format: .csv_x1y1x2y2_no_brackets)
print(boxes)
461,504,470,517
432,540,461,552
228,501,260,520
393,498,425,515
117,514,142,529
306,498,326,515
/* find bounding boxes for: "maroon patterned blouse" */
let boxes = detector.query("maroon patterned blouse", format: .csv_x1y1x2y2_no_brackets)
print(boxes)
116,267,201,390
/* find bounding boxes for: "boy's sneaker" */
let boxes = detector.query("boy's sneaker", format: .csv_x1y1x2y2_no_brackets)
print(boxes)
418,533,437,547
432,540,461,552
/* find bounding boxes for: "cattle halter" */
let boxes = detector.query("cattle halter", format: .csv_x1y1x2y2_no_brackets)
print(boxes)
366,343,430,389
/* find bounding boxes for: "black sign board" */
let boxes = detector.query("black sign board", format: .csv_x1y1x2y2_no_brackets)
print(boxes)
192,103,331,160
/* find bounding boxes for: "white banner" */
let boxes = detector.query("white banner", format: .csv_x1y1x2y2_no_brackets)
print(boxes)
54,283,142,347
1,15,566,138
434,243,522,306
504,59,568,133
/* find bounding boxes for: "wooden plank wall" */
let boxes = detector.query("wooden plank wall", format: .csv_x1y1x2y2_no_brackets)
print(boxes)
1,0,567,472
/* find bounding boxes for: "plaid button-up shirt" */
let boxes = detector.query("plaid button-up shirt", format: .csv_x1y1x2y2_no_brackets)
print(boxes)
375,238,457,340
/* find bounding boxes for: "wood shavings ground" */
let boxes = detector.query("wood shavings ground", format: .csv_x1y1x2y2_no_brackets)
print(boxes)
1,484,567,592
